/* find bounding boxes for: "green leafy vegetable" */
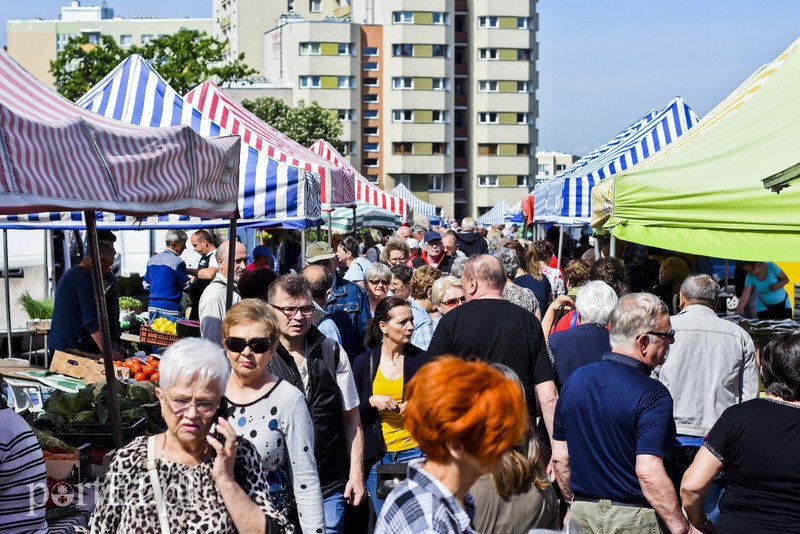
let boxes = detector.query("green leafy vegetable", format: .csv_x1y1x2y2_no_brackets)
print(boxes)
43,387,95,422
18,292,55,320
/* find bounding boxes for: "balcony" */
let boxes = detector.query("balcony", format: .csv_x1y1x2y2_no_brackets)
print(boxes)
455,31,468,43
455,63,468,75
454,190,467,200
454,126,468,138
455,0,468,13
454,157,468,169
455,94,468,107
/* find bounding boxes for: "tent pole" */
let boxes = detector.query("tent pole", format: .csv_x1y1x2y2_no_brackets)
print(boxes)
610,234,617,258
557,225,564,270
43,231,49,298
327,211,333,247
225,218,238,311
352,206,357,238
84,212,124,450
300,228,307,269
4,230,12,359
594,236,601,259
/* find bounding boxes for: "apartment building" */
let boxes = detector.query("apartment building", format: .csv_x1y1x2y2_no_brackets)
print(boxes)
536,150,580,183
6,1,211,89
215,0,537,220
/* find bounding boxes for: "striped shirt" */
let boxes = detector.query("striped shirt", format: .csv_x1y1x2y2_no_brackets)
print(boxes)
0,408,48,533
375,459,477,534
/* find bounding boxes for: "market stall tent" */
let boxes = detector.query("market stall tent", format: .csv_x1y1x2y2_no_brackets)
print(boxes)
602,37,800,261
477,200,516,227
324,202,401,234
391,183,439,221
532,97,699,225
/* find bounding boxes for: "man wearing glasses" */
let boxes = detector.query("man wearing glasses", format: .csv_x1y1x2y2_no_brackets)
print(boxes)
267,275,365,534
199,240,248,346
411,231,454,274
551,292,698,534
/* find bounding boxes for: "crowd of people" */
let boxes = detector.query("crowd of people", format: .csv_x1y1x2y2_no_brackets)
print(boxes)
10,218,798,533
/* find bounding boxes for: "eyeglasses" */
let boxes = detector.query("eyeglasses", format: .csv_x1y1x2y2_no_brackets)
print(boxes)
166,396,218,417
225,336,272,353
642,330,676,343
272,305,314,317
368,279,390,286
442,295,466,307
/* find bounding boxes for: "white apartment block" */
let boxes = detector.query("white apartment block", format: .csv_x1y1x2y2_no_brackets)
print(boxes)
536,150,580,183
215,0,538,220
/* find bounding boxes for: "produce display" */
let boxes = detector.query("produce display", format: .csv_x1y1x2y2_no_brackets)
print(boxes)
38,380,159,426
116,355,160,383
118,296,143,311
148,317,177,335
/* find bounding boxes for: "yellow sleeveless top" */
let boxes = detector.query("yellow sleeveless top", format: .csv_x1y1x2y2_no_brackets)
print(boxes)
373,367,417,452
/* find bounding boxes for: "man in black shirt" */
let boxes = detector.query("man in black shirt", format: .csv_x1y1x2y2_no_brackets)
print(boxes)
427,254,558,437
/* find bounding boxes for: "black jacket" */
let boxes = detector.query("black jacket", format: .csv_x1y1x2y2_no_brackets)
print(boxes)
269,326,349,498
457,231,488,257
352,343,427,463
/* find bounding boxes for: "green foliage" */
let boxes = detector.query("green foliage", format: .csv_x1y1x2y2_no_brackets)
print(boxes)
50,29,256,101
117,274,144,297
18,292,55,320
242,97,346,154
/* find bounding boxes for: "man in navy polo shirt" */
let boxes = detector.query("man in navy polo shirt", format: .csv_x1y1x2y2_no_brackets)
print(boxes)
551,292,700,534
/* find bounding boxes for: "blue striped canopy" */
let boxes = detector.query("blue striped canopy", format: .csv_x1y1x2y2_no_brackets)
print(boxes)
533,97,699,225
0,55,321,229
477,201,512,226
390,184,439,218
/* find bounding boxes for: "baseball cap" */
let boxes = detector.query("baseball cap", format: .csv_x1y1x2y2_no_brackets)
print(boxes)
424,231,443,244
406,238,420,250
252,245,270,259
306,241,336,263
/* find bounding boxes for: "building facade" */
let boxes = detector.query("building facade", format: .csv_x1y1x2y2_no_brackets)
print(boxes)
536,150,580,183
214,0,538,220
7,1,211,89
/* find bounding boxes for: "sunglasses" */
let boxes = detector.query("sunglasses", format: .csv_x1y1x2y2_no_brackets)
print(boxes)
442,295,466,307
225,336,272,353
642,330,676,343
368,279,390,286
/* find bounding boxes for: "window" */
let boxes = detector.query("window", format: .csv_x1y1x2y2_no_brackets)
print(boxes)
363,93,379,103
517,144,531,155
393,143,413,155
338,76,354,89
392,110,413,122
363,47,379,56
429,175,443,192
478,175,499,187
363,109,379,119
432,44,448,57
364,158,379,167
141,34,153,44
363,77,379,87
338,43,354,55
478,16,499,28
363,61,379,71
299,75,321,88
556,164,567,171
432,110,448,123
364,126,379,136
478,80,498,92
517,81,529,92
337,109,354,121
120,34,133,46
432,143,447,155
287,0,295,10
517,113,531,124
538,163,551,175
518,17,530,29
455,141,466,156
478,112,498,124
432,78,449,90
393,11,414,23
518,49,531,61
395,174,411,187
310,0,322,12
393,77,414,90
454,174,464,190
517,175,532,188
299,42,321,55
432,12,449,25
393,44,414,56
366,175,380,184
364,142,379,152
479,48,498,60
455,16,465,32
478,144,498,155
343,141,356,154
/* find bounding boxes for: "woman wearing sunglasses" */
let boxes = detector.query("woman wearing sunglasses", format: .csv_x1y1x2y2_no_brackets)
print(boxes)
222,299,324,534
352,296,428,519
364,262,393,315
88,337,292,534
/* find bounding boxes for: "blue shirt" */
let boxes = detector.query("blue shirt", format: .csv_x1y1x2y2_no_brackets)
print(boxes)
547,323,611,390
143,249,190,313
49,265,101,353
553,352,676,502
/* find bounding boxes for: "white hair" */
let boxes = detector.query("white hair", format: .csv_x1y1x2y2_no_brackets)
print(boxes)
158,338,231,392
575,281,618,325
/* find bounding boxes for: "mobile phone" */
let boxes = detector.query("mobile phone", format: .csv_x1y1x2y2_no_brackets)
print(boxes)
211,397,229,446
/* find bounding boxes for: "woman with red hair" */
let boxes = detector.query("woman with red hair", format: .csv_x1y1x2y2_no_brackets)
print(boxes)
375,357,528,533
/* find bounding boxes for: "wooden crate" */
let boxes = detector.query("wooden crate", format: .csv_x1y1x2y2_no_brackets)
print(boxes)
139,326,179,347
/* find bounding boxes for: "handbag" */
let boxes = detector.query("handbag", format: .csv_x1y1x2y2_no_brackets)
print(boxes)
375,463,409,500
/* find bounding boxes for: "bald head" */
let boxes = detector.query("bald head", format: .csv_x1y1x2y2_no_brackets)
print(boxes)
461,254,506,300
217,240,248,281
302,264,333,306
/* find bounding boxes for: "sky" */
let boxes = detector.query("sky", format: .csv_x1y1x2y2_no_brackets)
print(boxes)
3,1,800,156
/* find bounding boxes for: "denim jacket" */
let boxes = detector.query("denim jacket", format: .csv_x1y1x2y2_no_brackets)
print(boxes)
325,274,370,362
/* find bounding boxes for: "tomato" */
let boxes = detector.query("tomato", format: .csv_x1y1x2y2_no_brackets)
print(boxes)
141,365,156,376
123,359,136,368
131,362,143,374
150,372,160,383
134,372,147,382
146,355,159,365
151,359,159,369
113,361,123,367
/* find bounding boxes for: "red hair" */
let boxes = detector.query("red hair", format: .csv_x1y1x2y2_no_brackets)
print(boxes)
404,356,528,465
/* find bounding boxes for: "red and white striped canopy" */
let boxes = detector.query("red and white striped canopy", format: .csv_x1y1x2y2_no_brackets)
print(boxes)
0,49,240,218
185,82,355,211
309,139,408,221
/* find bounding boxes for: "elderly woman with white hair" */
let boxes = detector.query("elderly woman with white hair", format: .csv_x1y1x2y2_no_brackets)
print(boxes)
364,262,393,315
495,247,541,319
547,280,618,390
88,338,292,534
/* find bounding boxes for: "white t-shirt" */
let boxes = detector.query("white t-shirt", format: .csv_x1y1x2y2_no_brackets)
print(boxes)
298,341,360,411
343,257,373,283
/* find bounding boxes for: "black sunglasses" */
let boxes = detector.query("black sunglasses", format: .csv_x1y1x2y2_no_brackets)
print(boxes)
642,330,676,343
225,336,272,353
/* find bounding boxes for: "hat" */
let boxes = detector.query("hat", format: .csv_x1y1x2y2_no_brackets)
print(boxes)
306,241,336,263
424,231,443,244
97,230,117,243
252,245,270,259
406,238,420,250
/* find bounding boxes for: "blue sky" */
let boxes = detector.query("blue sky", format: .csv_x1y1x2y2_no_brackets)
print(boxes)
4,1,800,156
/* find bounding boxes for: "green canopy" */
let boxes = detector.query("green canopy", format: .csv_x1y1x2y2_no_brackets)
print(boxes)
605,37,800,261
324,202,401,234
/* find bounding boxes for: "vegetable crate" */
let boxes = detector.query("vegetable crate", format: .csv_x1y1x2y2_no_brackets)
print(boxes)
139,326,179,347
34,417,146,449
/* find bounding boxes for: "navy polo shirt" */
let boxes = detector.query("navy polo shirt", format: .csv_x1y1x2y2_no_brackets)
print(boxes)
553,352,676,502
